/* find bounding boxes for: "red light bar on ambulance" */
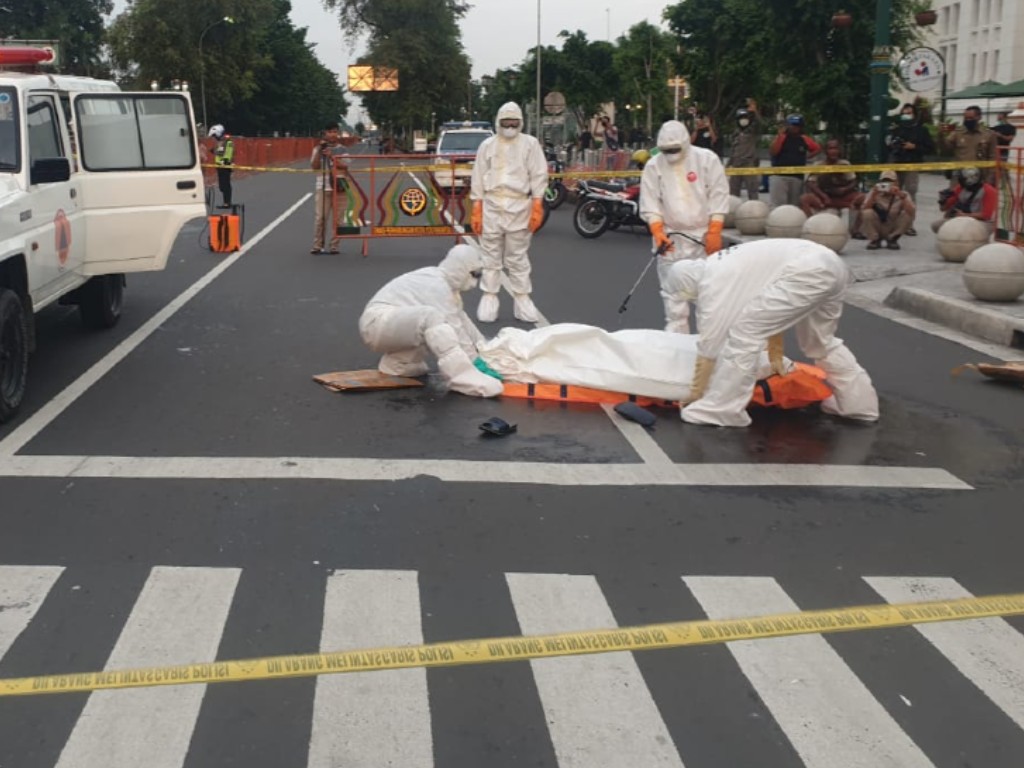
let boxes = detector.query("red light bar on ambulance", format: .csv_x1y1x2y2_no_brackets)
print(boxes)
0,47,56,66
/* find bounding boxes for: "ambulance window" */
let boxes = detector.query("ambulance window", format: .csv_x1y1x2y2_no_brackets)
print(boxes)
0,87,18,171
27,95,65,164
75,93,195,171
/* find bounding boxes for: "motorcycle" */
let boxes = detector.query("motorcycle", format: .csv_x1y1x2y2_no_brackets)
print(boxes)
543,144,568,210
572,178,647,239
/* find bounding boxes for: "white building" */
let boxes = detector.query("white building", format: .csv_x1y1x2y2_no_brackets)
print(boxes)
923,0,1024,118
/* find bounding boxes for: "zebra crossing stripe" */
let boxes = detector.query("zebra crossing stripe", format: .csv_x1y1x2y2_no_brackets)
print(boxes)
1,589,1022,699
0,565,64,659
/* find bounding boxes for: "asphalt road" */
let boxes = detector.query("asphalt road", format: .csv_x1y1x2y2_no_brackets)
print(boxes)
1,150,1023,768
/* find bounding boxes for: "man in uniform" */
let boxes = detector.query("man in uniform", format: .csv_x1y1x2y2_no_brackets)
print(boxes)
938,105,996,184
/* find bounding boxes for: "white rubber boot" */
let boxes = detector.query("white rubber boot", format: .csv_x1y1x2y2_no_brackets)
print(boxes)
424,323,503,397
477,293,500,323
378,350,429,377
513,294,540,323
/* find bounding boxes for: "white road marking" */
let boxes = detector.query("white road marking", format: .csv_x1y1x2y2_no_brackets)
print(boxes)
0,196,312,459
308,570,432,768
685,576,935,768
865,576,1024,729
55,566,240,768
600,403,675,467
507,572,686,768
0,565,64,659
0,454,971,489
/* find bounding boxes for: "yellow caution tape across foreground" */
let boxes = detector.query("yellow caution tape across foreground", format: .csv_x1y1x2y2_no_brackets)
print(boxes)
2,592,1022,698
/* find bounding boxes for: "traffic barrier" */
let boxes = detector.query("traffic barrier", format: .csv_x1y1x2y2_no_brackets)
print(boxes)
996,147,1023,245
1,591,1021,697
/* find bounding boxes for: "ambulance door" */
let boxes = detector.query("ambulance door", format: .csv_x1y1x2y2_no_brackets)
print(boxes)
70,92,205,275
25,93,83,306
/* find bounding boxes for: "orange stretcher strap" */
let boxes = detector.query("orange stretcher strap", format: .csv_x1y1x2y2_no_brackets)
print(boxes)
501,363,831,410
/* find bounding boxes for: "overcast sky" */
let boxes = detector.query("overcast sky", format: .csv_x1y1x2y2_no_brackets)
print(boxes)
290,0,673,123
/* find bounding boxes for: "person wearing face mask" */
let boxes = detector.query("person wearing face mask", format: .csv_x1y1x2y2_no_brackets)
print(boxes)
886,103,934,235
358,244,503,397
991,112,1017,162
728,100,762,200
469,102,549,324
640,119,730,333
665,239,878,428
938,105,996,185
931,166,997,236
769,114,822,207
858,170,916,250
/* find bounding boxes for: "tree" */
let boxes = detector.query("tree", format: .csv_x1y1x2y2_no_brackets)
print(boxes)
613,21,677,138
548,30,618,134
1,0,112,76
323,0,472,136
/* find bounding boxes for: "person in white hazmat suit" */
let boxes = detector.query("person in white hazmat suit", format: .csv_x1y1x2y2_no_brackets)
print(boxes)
358,244,504,398
640,120,730,333
469,102,549,324
666,239,879,427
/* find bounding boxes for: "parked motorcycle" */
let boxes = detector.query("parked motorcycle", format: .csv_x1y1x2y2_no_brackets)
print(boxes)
543,144,568,210
572,178,647,239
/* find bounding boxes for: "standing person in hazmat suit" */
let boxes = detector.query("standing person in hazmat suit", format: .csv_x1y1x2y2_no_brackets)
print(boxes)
640,120,730,333
665,239,879,427
469,102,549,324
358,244,503,398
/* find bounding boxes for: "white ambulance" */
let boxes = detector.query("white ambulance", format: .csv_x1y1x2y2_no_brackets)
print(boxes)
0,51,205,422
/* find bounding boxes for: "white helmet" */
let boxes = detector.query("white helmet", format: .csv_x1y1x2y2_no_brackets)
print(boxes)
496,102,524,140
208,124,225,139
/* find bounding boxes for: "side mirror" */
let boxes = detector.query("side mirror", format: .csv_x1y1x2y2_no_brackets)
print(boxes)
30,157,71,185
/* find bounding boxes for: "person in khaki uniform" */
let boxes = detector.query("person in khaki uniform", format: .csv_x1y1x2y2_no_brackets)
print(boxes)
310,121,348,254
938,105,996,184
858,170,916,250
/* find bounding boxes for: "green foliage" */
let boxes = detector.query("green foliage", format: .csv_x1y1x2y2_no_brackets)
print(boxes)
1,0,112,76
107,0,346,135
612,21,677,134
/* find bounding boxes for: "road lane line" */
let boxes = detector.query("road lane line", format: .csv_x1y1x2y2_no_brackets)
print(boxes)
600,403,675,467
0,454,972,489
0,196,312,459
684,576,935,768
54,566,239,768
506,573,686,767
308,570,432,768
865,576,1024,729
0,565,64,659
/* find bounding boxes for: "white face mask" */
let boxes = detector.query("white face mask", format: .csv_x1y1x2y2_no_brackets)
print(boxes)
738,118,750,128
500,126,518,139
664,151,684,164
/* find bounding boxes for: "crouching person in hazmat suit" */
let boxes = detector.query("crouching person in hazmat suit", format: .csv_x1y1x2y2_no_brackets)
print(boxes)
358,244,504,398
666,239,879,427
640,120,730,333
470,101,549,324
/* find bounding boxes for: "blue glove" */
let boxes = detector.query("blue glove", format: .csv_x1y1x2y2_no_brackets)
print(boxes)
473,357,503,380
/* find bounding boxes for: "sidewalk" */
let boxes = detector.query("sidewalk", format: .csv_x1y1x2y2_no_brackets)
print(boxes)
729,172,1024,357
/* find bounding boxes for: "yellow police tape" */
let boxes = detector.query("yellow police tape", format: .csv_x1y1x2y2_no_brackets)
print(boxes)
206,160,997,180
2,591,1022,698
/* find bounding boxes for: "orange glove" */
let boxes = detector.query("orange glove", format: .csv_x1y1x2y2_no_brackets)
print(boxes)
471,200,483,234
528,198,545,233
650,220,673,253
705,218,724,254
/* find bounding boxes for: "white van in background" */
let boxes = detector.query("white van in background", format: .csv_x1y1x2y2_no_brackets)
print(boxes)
0,57,205,422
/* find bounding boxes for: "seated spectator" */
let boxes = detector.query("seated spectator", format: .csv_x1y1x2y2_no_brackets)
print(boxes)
800,139,864,231
858,170,916,250
931,166,997,235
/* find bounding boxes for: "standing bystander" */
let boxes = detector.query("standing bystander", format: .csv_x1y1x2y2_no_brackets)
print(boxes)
769,114,821,207
209,124,234,209
310,122,348,255
728,100,762,200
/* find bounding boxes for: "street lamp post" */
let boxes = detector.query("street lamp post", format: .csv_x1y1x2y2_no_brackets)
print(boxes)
867,0,893,164
199,15,234,131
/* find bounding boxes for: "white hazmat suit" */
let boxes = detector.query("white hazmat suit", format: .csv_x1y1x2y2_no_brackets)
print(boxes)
640,120,730,333
666,239,879,427
358,244,503,397
470,102,549,324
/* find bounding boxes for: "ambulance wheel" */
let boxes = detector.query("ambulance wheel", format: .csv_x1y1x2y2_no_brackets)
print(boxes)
0,288,28,423
79,275,124,329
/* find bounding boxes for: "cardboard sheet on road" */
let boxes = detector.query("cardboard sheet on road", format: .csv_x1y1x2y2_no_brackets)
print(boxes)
953,361,1024,386
314,370,424,392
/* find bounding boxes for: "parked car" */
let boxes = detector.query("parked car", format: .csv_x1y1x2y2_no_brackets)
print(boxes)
431,123,493,193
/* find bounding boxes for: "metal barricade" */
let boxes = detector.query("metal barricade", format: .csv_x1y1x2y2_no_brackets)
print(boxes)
996,146,1024,245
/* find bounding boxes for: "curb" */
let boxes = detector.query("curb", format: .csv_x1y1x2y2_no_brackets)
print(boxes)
884,286,1024,349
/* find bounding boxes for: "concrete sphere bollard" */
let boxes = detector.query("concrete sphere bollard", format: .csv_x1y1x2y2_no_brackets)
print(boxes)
735,200,770,235
963,242,1024,301
936,217,990,263
724,195,743,229
765,205,807,238
802,212,849,254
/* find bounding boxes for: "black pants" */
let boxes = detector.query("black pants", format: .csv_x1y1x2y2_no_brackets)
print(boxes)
217,167,233,206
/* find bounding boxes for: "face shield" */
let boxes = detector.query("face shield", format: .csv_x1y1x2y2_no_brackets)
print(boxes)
496,102,524,140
